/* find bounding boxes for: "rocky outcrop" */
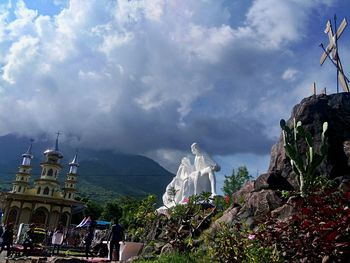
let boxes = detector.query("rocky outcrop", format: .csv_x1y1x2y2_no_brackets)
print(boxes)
268,93,350,180
212,182,282,229
214,93,350,229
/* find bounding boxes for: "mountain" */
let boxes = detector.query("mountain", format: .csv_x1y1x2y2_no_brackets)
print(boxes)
0,134,174,202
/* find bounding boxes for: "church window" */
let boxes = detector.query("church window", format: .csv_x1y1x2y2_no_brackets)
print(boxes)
47,169,53,176
21,177,24,180
68,193,71,199
44,187,50,195
18,186,22,192
37,187,41,194
42,169,46,175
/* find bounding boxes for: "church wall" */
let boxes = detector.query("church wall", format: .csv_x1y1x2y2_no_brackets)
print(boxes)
49,211,60,229
19,208,31,224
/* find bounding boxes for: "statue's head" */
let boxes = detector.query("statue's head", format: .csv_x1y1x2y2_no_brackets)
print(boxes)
191,142,200,155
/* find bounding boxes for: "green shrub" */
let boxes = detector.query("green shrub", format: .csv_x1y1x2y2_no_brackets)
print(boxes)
205,222,281,263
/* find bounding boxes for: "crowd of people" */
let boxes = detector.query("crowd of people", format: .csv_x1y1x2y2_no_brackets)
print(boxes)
0,217,124,261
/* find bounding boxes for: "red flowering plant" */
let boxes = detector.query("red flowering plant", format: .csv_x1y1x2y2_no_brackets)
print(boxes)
255,188,350,262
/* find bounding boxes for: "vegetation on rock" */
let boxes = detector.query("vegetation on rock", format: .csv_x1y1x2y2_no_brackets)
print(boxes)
222,166,251,198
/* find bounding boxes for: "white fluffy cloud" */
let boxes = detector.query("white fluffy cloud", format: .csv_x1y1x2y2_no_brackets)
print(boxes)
0,0,344,173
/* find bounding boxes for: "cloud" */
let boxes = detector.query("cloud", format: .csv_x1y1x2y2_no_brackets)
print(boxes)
282,68,299,82
0,0,343,172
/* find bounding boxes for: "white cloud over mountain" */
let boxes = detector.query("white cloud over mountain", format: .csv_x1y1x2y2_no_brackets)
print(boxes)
0,0,347,174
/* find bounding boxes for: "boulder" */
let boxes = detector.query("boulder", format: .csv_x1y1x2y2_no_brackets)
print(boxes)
268,93,350,180
270,196,301,220
254,173,294,191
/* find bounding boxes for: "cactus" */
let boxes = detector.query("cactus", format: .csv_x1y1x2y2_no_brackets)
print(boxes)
280,118,328,197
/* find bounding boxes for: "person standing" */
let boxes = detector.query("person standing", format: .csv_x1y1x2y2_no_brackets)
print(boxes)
108,218,124,262
51,223,64,255
0,223,14,257
84,225,94,259
0,224,3,244
23,223,35,256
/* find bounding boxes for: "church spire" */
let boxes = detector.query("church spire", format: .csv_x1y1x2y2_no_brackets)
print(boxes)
44,131,63,160
12,140,34,194
21,139,34,166
69,153,79,174
64,153,79,200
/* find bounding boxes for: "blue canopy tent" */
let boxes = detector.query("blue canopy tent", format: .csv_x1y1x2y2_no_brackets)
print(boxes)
96,220,111,226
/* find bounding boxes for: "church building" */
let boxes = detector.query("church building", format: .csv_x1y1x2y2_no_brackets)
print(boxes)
1,136,82,229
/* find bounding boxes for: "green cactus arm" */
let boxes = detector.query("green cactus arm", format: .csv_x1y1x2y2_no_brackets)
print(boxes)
280,119,286,129
292,163,301,176
306,146,313,164
320,144,328,156
322,122,328,143
296,125,305,139
308,153,324,173
323,122,328,133
305,131,313,148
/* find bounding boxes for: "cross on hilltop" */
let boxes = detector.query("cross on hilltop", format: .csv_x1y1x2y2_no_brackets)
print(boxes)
320,15,349,93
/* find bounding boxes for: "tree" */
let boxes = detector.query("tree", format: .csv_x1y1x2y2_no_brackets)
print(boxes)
100,199,123,221
222,166,251,197
84,200,103,220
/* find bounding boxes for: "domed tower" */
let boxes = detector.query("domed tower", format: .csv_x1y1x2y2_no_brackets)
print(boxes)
63,154,79,200
34,133,63,197
12,141,34,194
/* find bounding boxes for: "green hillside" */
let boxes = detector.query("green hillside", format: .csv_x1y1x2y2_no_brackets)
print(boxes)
0,134,174,202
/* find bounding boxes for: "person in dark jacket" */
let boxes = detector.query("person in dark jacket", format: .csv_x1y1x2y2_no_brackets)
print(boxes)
0,223,14,257
23,224,35,256
84,225,94,259
108,218,124,262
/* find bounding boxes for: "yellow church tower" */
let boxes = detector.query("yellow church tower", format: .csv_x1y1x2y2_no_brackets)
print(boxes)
63,154,79,200
34,133,63,198
12,141,34,194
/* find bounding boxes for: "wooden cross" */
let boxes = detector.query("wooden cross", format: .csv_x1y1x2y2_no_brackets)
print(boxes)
320,15,349,93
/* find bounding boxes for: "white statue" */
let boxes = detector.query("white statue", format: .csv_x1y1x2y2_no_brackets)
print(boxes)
160,142,220,210
190,142,219,198
162,157,194,207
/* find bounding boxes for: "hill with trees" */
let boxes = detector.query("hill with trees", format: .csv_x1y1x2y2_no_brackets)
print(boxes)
0,134,174,202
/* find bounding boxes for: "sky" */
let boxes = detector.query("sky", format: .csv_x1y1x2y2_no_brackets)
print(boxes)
0,0,350,192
